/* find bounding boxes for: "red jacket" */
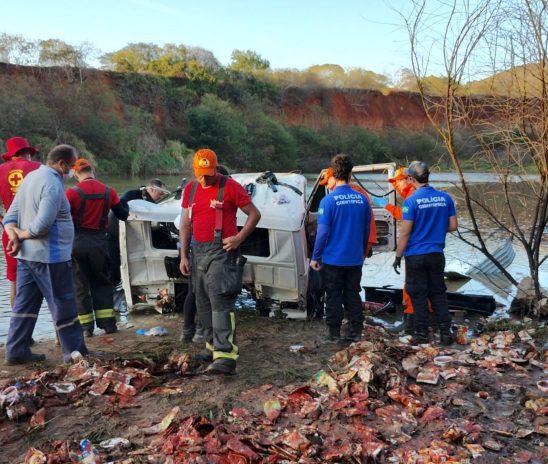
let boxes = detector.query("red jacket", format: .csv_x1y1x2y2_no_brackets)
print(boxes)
0,158,41,211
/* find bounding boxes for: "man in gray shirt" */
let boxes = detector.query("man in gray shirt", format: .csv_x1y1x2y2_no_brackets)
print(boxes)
3,144,88,364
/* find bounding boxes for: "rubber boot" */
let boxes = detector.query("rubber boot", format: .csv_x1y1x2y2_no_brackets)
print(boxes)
413,326,429,345
404,314,415,335
439,324,454,346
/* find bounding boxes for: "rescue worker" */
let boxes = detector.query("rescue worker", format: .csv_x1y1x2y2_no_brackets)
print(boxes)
380,167,426,335
3,144,88,364
179,149,261,375
0,137,41,306
180,164,230,344
319,166,377,255
66,159,129,337
121,178,169,203
393,161,458,345
311,154,371,342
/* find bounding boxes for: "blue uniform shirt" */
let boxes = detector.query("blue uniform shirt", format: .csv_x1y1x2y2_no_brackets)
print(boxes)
312,184,371,266
402,185,456,256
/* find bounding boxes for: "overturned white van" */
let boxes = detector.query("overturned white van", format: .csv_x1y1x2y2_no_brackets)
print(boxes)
118,163,397,315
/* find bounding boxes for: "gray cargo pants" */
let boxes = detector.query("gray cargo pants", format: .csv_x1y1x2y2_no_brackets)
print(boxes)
192,241,240,361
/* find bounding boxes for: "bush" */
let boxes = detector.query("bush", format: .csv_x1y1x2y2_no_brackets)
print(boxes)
246,114,296,171
185,94,248,168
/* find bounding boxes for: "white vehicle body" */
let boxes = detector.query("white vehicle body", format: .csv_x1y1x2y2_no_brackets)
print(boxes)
119,164,397,314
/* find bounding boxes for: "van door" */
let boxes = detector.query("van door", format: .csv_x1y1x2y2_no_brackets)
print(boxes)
305,163,397,254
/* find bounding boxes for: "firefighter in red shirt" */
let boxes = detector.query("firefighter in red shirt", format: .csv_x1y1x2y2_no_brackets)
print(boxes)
179,149,261,375
66,159,129,337
0,137,41,306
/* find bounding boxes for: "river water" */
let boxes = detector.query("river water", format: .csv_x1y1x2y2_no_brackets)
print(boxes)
0,172,546,344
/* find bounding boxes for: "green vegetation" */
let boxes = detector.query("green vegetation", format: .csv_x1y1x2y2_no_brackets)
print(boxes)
0,33,536,175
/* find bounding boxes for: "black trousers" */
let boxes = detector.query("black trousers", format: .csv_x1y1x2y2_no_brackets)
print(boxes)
404,252,451,331
322,264,363,335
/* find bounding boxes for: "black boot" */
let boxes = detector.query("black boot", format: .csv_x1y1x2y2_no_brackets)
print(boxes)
413,327,429,345
404,314,415,335
439,324,454,346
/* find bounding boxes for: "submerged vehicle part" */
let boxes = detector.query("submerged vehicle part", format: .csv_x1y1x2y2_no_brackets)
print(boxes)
363,286,497,316
444,238,515,280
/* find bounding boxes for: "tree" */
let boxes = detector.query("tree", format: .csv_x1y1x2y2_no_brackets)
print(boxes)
38,39,89,67
230,50,270,72
402,0,548,314
100,42,161,72
185,94,248,168
0,33,37,65
187,46,221,70
306,64,346,87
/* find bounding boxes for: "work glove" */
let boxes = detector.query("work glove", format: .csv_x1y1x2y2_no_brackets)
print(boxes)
372,196,389,208
393,256,402,275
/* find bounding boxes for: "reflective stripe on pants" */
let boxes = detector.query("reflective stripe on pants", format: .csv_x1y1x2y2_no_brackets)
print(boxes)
73,232,117,332
192,241,239,361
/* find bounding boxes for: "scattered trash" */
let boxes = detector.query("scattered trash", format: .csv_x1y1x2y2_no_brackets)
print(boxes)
433,355,453,366
99,437,130,450
78,439,101,463
289,344,305,353
4,320,547,463
23,448,47,464
142,406,179,435
135,326,168,336
0,385,19,407
455,324,469,344
537,379,548,393
50,382,76,394
263,399,282,421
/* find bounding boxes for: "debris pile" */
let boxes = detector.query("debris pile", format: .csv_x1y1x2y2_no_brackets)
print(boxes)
2,324,547,463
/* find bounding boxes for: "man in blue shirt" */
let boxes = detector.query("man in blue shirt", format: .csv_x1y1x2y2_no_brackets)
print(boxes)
3,145,89,364
310,154,371,342
393,161,458,345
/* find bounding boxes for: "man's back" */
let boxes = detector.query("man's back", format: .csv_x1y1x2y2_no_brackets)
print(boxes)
403,185,456,256
4,165,74,263
0,158,41,211
66,178,121,230
317,184,370,266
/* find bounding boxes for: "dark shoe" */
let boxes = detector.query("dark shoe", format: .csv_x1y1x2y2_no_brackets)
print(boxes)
192,333,205,343
319,335,341,344
84,329,94,338
195,350,213,362
413,328,429,345
319,326,341,344
440,333,454,346
404,314,415,335
345,333,361,342
5,352,46,365
204,359,236,375
180,334,193,343
103,327,118,334
439,324,454,346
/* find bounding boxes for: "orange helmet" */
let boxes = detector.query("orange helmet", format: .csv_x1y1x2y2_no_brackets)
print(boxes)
388,167,415,199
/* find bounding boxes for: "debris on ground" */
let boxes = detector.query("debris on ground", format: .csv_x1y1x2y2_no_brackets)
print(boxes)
2,322,547,463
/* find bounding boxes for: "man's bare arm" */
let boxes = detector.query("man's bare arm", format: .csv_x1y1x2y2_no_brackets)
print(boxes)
222,202,261,251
